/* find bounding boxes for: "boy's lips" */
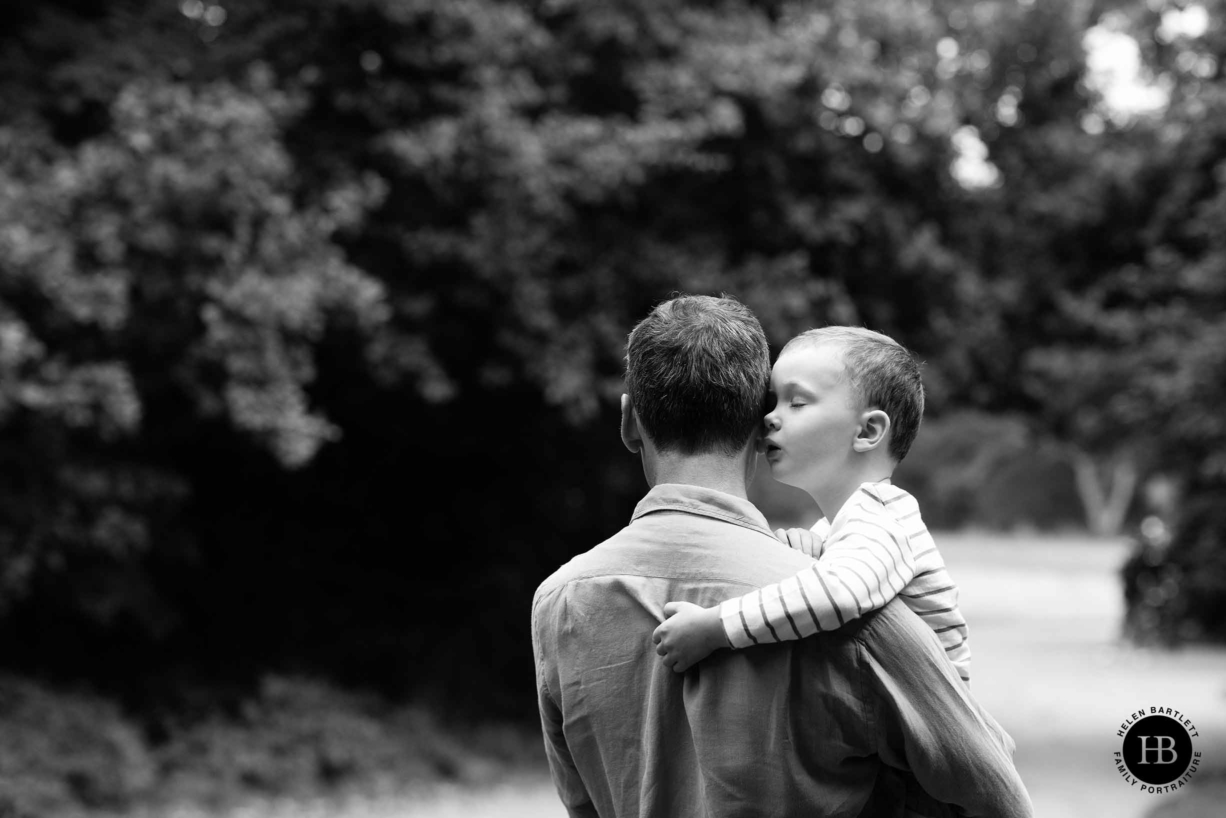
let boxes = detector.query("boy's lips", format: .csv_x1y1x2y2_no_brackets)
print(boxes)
764,439,782,458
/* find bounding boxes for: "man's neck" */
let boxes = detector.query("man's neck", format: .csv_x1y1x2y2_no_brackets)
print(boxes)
648,451,753,499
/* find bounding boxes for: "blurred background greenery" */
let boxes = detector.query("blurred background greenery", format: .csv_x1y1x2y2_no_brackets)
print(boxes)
1,0,1225,815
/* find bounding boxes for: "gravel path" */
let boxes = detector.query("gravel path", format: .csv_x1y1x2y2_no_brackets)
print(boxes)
942,533,1226,818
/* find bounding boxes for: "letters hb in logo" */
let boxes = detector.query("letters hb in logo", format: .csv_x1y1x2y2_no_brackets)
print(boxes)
1136,735,1178,765
1123,716,1193,785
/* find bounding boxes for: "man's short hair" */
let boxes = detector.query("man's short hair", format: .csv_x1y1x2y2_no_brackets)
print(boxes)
782,326,925,462
626,294,770,456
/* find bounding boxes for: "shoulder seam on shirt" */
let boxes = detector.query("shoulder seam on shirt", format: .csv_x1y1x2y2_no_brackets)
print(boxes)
634,504,772,535
547,572,778,594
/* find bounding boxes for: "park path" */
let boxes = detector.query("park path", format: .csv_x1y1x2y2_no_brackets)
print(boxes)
411,533,1226,818
943,533,1226,818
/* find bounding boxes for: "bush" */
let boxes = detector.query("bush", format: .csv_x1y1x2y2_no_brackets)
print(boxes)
0,673,549,817
0,674,155,817
154,676,395,805
894,411,1085,531
147,675,546,812
1122,483,1226,646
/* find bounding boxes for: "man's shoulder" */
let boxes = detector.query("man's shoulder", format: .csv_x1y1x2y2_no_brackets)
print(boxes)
531,526,640,607
532,536,613,609
532,518,816,610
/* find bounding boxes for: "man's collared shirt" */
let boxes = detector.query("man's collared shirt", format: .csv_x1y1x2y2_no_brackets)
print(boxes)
532,483,1032,818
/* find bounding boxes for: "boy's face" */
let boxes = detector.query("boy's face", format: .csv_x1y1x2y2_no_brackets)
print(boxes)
762,343,863,495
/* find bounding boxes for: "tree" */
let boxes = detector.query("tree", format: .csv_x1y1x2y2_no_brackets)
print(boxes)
0,4,389,649
930,0,1225,536
1099,0,1226,640
4,0,1223,726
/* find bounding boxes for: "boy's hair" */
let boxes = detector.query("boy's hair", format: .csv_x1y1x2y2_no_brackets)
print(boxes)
782,326,925,462
626,294,770,457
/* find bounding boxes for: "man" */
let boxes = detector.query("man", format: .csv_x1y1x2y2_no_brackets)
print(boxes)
531,294,1033,817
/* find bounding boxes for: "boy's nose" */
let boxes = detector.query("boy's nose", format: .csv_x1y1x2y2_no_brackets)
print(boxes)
764,412,781,432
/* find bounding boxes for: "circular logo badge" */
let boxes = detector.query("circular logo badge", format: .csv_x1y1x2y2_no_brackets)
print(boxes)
1123,716,1192,783
1115,708,1202,794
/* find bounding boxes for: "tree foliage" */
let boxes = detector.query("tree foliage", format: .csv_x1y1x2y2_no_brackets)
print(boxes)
1,0,1224,718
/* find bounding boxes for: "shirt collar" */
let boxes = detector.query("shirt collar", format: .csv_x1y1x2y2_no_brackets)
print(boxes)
824,478,894,528
630,483,775,537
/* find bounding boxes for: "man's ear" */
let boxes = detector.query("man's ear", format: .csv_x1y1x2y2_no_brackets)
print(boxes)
752,426,767,454
621,394,643,454
745,429,765,484
853,409,890,453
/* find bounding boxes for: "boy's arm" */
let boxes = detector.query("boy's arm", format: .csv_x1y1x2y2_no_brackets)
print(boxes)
720,520,918,650
652,527,821,673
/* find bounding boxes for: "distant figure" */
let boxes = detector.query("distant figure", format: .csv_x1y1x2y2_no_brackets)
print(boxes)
531,295,1032,818
654,326,971,685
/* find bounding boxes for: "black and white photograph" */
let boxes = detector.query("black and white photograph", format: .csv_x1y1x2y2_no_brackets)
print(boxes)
1,1,1224,817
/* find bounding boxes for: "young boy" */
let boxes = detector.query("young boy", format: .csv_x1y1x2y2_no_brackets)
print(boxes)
651,326,971,683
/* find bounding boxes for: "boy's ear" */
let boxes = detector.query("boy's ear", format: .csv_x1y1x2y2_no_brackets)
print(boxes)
620,394,643,454
853,409,890,453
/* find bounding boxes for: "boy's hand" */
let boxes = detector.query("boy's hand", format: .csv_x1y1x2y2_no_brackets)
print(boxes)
775,527,822,558
651,601,726,673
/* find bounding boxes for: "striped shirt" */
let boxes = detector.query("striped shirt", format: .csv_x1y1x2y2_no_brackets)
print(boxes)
718,481,971,682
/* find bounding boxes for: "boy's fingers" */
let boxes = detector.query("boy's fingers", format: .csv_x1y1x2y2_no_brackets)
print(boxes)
774,528,788,542
662,601,681,617
782,528,814,552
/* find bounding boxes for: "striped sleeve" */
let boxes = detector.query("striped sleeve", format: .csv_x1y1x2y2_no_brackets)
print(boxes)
718,516,918,650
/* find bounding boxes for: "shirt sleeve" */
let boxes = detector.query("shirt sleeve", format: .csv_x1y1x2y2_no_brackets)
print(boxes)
532,596,600,818
718,515,918,650
862,604,1034,818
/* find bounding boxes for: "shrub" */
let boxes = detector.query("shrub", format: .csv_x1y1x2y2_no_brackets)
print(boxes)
1122,483,1226,646
149,675,546,810
0,674,155,817
0,671,550,816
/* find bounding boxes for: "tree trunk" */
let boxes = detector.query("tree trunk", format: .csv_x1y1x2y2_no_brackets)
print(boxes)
1070,450,1139,537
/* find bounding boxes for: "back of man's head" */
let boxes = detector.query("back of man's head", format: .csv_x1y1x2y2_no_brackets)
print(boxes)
626,294,770,456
